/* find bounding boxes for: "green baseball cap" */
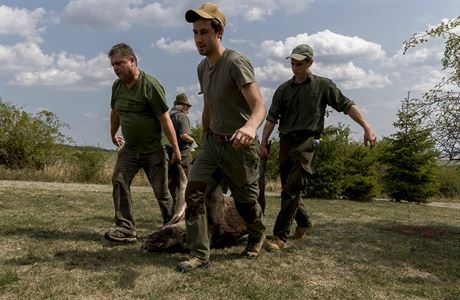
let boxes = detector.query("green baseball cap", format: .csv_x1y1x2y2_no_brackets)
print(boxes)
185,2,226,27
286,44,313,60
174,93,191,107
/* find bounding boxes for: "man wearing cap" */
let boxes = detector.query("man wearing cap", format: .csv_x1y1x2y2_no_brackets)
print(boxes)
169,93,195,177
167,93,195,215
176,2,267,272
105,43,181,243
261,44,377,251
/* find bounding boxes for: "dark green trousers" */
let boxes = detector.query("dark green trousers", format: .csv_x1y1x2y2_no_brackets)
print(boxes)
184,133,266,260
111,145,173,231
273,136,316,242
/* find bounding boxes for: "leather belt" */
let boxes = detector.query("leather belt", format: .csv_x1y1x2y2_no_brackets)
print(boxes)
282,130,318,139
210,131,233,143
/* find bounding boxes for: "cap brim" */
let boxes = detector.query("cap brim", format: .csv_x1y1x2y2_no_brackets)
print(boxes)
286,53,311,61
185,9,214,23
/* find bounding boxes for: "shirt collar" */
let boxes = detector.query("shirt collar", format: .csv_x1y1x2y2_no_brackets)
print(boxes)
289,72,313,86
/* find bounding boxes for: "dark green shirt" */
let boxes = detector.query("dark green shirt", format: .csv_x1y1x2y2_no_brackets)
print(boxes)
110,70,169,153
169,107,191,150
198,49,255,135
267,73,355,137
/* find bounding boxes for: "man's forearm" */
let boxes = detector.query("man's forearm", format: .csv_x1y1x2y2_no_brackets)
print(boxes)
347,105,372,131
261,121,275,146
110,109,120,137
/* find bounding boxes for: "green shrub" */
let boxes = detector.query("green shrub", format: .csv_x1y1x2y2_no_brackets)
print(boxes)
341,144,379,201
72,150,106,183
307,124,349,199
434,165,460,198
0,100,71,169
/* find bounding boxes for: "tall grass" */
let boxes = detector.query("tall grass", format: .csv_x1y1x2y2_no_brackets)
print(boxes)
0,151,150,186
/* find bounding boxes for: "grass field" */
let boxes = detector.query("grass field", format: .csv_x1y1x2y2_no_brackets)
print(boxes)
0,181,459,299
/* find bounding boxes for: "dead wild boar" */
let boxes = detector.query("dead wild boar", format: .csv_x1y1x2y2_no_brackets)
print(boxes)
141,155,269,253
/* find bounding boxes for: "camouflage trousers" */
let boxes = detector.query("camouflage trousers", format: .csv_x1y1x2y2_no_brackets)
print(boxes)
111,145,173,231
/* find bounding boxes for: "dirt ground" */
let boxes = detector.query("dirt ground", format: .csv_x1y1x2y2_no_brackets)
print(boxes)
1,180,459,209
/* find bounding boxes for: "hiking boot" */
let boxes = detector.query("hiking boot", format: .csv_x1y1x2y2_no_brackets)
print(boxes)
104,227,137,243
291,223,313,239
176,257,209,272
242,234,265,258
265,236,285,251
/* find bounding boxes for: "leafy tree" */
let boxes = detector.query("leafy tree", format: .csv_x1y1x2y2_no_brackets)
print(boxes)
380,94,438,203
0,99,71,169
403,17,460,160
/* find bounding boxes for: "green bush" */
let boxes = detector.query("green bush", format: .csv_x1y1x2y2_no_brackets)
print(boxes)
307,124,348,199
0,100,71,169
72,150,106,183
341,144,379,201
434,165,460,198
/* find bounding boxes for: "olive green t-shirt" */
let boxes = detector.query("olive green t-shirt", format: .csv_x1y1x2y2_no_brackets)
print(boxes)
110,70,169,153
197,49,255,135
267,73,355,137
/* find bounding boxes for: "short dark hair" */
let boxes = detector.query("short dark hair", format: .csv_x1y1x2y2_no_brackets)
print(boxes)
108,43,137,64
210,18,223,33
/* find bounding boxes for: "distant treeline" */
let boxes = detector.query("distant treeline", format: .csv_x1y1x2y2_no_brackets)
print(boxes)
1,99,459,202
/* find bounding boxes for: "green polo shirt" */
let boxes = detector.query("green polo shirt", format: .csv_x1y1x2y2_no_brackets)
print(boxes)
267,73,355,137
110,70,169,153
198,49,255,135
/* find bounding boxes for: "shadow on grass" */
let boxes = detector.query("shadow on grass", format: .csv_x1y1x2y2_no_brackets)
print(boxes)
1,227,102,241
310,220,460,284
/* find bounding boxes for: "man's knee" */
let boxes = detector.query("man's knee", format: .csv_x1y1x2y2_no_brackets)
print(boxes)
234,201,259,224
185,181,207,218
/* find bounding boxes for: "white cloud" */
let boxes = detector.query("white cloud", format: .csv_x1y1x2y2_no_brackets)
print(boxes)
154,37,196,53
387,45,443,68
3,44,114,88
259,86,276,105
255,59,292,83
410,68,449,92
10,68,82,86
259,30,385,61
313,61,391,90
217,0,314,22
254,30,390,90
0,42,53,72
61,0,185,30
0,5,47,42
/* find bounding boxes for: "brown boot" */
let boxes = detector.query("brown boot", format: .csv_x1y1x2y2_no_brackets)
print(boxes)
292,223,313,239
265,236,285,251
242,234,265,258
176,256,209,272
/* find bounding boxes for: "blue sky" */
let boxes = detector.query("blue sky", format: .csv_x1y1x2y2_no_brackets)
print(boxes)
1,0,459,149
